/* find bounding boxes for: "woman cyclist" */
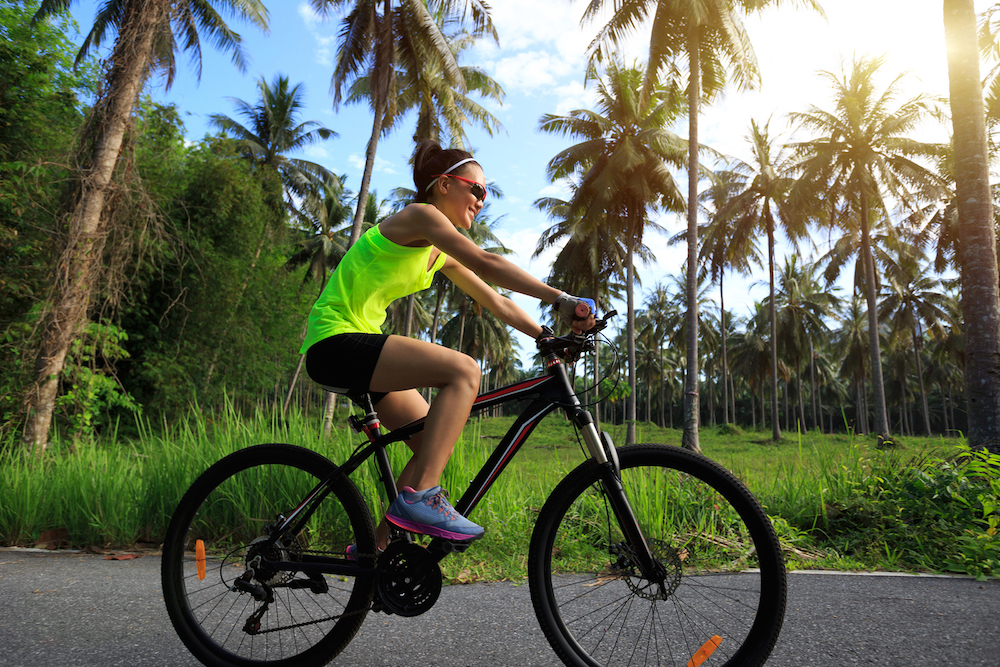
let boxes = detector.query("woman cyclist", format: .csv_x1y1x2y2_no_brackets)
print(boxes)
302,140,594,547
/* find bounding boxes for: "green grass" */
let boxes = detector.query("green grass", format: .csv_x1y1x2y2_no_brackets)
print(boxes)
2,406,997,582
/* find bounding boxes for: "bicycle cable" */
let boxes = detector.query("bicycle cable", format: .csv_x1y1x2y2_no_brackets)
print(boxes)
550,328,623,410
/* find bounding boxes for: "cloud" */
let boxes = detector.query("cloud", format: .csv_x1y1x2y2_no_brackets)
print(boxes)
303,145,330,159
298,3,338,67
348,153,398,176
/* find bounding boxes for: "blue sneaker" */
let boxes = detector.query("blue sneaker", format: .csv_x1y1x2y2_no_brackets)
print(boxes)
385,486,484,541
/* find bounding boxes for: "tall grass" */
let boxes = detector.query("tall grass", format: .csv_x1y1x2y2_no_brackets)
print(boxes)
2,407,997,580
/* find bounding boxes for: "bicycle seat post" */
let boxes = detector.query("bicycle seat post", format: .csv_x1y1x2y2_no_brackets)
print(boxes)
347,392,400,505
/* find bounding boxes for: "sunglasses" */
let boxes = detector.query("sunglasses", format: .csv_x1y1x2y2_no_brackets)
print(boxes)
436,174,487,202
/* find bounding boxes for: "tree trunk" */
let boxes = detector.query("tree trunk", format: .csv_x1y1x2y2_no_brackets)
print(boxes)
720,276,729,425
21,0,167,451
945,0,1000,453
809,336,819,430
859,196,891,439
767,210,781,441
682,27,702,453
349,101,385,248
625,245,637,445
322,391,337,438
282,353,306,415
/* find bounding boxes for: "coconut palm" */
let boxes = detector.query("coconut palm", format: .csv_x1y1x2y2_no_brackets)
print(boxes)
209,75,337,218
580,0,824,451
362,14,504,150
715,118,811,439
770,255,838,432
538,60,687,446
789,54,945,441
697,168,761,425
946,0,1000,452
879,242,953,435
534,187,631,419
311,0,496,247
23,0,268,450
285,174,354,294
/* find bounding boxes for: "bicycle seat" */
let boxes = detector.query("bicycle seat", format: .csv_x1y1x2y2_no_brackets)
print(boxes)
318,385,377,413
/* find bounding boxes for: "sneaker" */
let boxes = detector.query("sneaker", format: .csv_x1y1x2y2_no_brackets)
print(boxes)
385,486,485,541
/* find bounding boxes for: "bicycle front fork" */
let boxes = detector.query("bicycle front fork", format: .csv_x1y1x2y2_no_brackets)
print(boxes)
577,415,665,584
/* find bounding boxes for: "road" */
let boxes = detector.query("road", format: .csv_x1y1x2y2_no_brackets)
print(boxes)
1,550,997,666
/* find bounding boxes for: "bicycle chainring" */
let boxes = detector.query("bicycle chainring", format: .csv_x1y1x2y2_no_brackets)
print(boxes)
376,541,442,617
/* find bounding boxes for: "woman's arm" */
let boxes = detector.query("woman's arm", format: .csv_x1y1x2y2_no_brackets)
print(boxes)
382,204,562,304
440,257,544,339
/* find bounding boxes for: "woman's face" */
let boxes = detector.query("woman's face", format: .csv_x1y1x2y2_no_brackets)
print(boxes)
435,164,485,229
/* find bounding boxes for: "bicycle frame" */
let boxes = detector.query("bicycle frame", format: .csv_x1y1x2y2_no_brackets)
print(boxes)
251,345,659,581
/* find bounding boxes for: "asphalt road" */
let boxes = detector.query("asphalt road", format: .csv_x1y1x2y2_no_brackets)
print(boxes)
1,550,997,666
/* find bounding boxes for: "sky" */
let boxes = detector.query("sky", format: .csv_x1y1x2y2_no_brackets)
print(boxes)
67,0,992,361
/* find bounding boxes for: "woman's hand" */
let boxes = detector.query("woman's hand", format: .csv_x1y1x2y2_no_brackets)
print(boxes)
554,294,596,333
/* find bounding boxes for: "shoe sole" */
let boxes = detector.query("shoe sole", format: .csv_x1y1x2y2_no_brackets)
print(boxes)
385,514,484,542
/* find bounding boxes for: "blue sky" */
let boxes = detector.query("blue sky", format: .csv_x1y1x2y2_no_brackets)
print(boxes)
67,0,982,359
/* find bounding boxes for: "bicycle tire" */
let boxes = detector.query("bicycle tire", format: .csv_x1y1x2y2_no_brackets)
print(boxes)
528,444,786,667
161,444,377,667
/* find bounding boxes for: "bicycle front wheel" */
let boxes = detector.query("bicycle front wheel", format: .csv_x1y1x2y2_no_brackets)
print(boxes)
161,444,377,667
528,444,786,667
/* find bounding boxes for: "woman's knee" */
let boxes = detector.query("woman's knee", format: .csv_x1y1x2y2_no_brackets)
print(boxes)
448,354,481,392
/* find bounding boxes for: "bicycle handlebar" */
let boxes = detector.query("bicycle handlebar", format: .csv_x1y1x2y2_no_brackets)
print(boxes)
536,310,617,361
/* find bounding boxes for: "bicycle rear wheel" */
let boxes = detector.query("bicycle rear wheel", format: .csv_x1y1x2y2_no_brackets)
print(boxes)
161,444,377,667
528,444,786,667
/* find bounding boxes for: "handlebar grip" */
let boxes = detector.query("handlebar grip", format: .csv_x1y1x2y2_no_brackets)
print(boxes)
576,298,595,318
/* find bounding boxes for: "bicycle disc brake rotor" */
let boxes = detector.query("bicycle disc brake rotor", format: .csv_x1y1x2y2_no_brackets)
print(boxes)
243,536,294,586
376,541,442,617
611,539,683,600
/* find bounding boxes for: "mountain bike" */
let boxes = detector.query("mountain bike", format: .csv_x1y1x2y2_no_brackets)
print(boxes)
160,311,787,667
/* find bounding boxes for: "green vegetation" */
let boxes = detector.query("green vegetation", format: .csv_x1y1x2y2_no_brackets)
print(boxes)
2,409,997,582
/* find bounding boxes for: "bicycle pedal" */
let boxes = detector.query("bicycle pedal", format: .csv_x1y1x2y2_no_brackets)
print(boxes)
431,538,475,554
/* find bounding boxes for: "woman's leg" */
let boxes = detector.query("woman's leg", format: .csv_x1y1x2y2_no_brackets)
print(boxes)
366,336,484,541
369,335,480,490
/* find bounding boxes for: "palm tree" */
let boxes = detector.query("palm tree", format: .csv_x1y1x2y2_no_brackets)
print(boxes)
642,283,682,427
879,242,953,435
311,0,496,247
285,175,354,295
770,255,837,433
23,0,268,450
365,15,504,149
539,60,686,445
789,54,945,442
580,0,824,452
280,175,355,414
203,75,337,385
697,168,761,425
210,75,337,218
945,0,1000,453
833,295,873,434
534,187,630,419
714,118,810,439
729,303,772,431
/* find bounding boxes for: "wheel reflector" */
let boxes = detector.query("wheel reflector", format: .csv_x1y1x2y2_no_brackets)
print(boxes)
686,635,722,667
195,540,206,580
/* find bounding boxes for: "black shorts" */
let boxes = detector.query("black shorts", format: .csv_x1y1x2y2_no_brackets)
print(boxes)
305,333,389,406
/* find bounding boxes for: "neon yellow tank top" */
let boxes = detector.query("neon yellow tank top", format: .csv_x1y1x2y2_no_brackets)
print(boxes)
300,224,448,352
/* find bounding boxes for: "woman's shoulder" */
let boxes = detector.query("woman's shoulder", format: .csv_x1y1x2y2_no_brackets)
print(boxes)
381,203,451,246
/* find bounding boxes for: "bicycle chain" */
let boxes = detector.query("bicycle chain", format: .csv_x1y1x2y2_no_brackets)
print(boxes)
230,546,380,635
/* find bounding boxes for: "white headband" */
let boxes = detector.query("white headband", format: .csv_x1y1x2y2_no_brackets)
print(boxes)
425,157,477,192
